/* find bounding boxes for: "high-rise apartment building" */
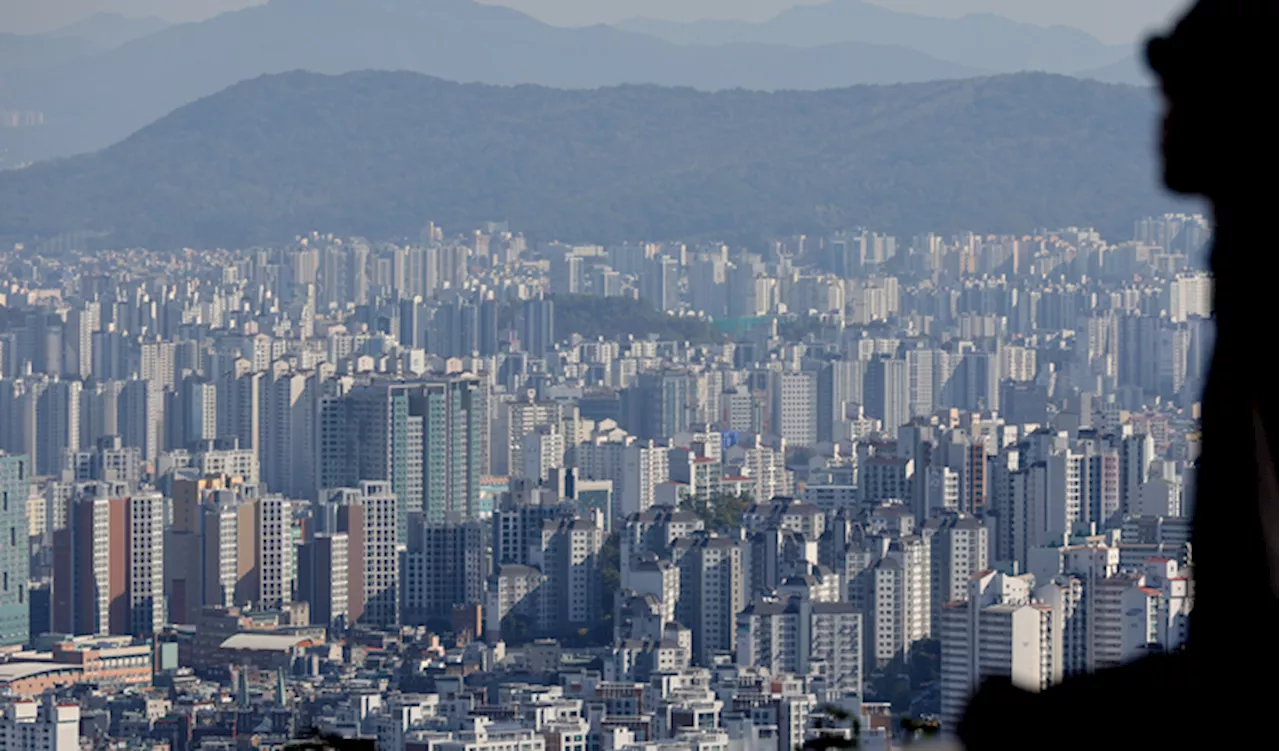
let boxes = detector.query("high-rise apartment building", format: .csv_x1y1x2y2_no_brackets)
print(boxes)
495,395,574,478
0,454,30,647
520,297,556,356
939,571,1060,732
673,533,747,665
737,597,863,694
864,357,910,435
404,517,489,628
620,441,670,518
216,362,265,469
622,370,695,442
925,513,990,635
184,378,218,448
530,517,604,635
126,491,166,636
264,369,322,502
298,532,350,630
868,535,931,668
52,490,166,637
772,371,817,448
520,426,566,484
255,494,294,610
316,482,400,627
320,377,485,532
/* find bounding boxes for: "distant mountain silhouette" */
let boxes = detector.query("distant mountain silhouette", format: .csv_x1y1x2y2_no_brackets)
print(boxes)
0,0,978,165
0,34,98,75
43,12,170,49
0,13,169,77
617,0,1131,74
0,70,1183,249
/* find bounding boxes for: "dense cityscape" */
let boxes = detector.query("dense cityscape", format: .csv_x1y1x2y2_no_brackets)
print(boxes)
0,211,1209,749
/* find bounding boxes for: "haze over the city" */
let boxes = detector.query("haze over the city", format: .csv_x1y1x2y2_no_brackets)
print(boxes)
0,1,1245,751
5,0,1192,44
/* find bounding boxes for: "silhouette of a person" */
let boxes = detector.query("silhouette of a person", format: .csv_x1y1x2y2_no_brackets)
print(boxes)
957,2,1276,748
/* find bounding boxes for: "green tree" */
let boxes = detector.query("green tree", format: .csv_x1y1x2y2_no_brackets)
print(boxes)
682,492,750,532
898,717,941,743
802,704,861,751
550,294,722,344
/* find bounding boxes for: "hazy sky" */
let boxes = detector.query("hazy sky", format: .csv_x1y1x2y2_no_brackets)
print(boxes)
3,0,1192,44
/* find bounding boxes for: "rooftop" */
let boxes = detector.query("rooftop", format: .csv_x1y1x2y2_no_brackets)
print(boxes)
219,633,314,652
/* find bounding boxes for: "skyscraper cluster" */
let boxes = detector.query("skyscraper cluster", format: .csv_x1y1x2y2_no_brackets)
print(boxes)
0,214,1205,747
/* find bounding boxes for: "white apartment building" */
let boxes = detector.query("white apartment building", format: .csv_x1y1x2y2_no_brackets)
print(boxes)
485,564,544,640
361,481,402,627
201,495,245,609
128,491,166,636
621,441,670,518
736,598,863,694
255,494,294,610
266,370,320,501
674,535,747,665
184,379,218,446
724,439,793,503
1166,272,1211,323
194,446,260,487
772,371,817,448
939,571,1060,733
868,534,930,668
422,719,547,751
531,517,605,633
498,397,571,477
926,466,960,513
1,700,80,751
1026,534,1189,674
628,558,680,625
927,514,990,633
859,457,913,504
522,425,566,484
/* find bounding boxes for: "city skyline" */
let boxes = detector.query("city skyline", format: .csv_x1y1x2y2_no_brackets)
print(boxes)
0,178,1213,751
0,1,1238,749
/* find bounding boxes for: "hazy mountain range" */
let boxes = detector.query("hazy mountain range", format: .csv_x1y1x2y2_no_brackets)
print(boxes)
37,12,170,49
616,0,1133,75
0,12,168,74
0,70,1180,249
0,0,977,165
0,0,1149,166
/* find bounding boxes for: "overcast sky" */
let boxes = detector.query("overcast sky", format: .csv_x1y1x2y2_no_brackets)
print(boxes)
3,0,1192,44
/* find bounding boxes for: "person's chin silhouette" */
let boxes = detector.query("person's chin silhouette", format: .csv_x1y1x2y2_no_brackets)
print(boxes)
957,2,1276,749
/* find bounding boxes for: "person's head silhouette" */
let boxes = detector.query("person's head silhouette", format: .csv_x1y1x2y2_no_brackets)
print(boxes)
1146,0,1251,200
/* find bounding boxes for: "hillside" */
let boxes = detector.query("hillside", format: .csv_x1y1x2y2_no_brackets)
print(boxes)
550,296,721,345
0,0,977,164
0,70,1184,249
617,0,1131,74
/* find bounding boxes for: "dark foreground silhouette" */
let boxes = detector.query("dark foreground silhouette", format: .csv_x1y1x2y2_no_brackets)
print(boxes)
287,730,376,751
958,1,1277,748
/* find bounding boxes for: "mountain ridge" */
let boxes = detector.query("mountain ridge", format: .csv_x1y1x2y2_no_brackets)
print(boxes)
0,69,1182,250
42,12,170,48
0,0,978,165
616,0,1131,74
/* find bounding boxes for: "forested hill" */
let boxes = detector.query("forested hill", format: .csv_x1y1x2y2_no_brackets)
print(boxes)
0,70,1181,248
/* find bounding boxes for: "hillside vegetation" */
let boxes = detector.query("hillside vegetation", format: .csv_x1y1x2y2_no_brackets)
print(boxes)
0,70,1181,248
